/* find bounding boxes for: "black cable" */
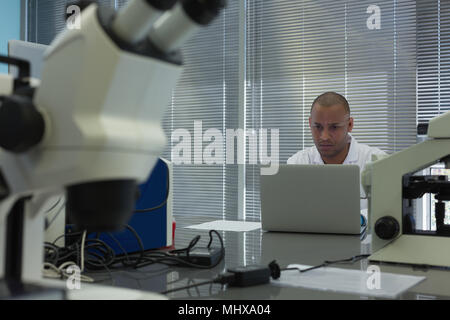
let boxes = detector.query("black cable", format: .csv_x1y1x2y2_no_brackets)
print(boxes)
44,197,62,218
280,254,371,273
86,251,112,269
45,200,67,231
52,230,84,245
44,242,60,265
50,233,117,270
85,258,116,286
324,254,370,265
160,270,235,295
46,228,225,273
170,235,200,254
123,224,145,267
134,160,170,213
85,226,143,270
45,225,226,291
168,235,201,263
107,232,132,265
84,238,116,269
134,230,225,270
161,279,217,295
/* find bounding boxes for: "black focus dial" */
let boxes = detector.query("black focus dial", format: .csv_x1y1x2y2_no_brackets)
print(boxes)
0,95,45,153
375,216,400,240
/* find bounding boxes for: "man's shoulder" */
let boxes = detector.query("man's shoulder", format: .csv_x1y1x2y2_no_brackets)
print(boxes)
354,141,387,165
287,146,316,164
356,141,386,155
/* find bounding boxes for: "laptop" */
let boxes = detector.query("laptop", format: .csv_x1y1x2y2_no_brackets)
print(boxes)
260,164,361,235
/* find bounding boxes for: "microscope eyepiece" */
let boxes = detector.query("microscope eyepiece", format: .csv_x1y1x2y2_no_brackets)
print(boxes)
148,0,227,53
0,95,45,153
111,0,177,44
181,0,226,25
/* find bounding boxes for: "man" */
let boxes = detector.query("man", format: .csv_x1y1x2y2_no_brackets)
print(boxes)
287,92,386,211
288,91,386,167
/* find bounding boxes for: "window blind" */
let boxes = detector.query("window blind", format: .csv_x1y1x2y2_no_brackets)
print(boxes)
162,1,240,219
417,0,450,124
245,0,418,221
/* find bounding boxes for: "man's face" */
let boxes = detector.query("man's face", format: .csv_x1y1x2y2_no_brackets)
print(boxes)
309,104,353,160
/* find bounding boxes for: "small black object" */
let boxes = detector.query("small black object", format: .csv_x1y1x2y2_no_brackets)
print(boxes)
227,265,271,287
0,55,30,80
0,95,45,153
268,260,281,280
375,216,400,240
417,123,428,135
66,180,138,232
177,247,223,266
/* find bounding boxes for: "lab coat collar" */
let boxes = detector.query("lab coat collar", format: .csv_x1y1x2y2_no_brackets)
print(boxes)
311,133,358,164
344,133,358,164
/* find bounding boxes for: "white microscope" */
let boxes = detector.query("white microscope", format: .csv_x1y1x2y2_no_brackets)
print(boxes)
0,0,224,299
362,111,450,268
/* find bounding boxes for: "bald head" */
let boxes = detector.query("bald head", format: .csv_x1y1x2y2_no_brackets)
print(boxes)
309,92,354,164
310,92,350,115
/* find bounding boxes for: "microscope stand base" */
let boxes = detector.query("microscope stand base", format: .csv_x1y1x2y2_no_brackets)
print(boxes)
369,234,450,268
0,278,168,300
0,279,65,300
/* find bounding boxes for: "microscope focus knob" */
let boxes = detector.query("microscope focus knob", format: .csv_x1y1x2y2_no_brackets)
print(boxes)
0,95,45,153
375,216,400,240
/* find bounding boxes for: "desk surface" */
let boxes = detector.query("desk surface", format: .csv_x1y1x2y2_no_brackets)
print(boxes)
87,216,450,300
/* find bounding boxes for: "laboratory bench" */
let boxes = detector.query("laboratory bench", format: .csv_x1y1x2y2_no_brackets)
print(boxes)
85,215,450,300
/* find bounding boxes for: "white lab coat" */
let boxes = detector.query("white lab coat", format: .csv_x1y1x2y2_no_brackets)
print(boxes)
287,134,387,211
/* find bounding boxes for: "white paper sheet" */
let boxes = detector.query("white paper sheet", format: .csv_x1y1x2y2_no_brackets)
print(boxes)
185,220,262,232
272,264,426,299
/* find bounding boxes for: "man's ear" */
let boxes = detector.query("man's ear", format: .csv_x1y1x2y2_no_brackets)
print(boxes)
309,117,312,129
348,117,354,132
